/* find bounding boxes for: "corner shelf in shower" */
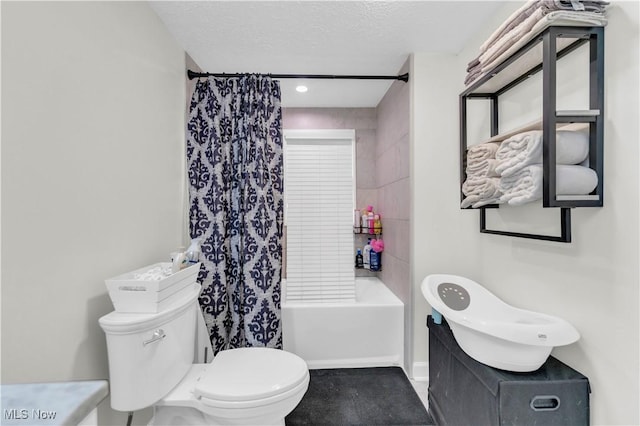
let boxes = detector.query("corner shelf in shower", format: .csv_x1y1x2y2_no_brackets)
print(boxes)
354,230,383,236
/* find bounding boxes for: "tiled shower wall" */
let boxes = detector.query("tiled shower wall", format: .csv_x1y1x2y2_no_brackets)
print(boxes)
283,75,411,370
375,61,411,370
281,108,379,278
281,98,410,280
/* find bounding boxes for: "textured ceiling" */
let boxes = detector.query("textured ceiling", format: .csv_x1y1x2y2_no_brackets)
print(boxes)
150,1,506,107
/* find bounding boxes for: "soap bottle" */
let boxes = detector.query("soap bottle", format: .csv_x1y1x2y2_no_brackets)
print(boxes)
186,237,202,266
355,249,364,269
172,249,186,273
374,214,382,235
370,249,381,271
361,212,368,233
367,212,375,234
363,239,372,270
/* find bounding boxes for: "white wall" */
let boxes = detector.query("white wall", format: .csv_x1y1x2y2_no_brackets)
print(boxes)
1,2,186,424
411,2,639,425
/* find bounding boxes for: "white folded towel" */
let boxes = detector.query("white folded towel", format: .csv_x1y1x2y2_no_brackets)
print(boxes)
466,10,607,86
463,194,503,209
495,130,589,177
467,142,500,162
461,177,502,208
499,164,598,206
467,158,500,178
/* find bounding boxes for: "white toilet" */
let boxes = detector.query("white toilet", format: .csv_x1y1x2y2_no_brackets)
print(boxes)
99,284,309,426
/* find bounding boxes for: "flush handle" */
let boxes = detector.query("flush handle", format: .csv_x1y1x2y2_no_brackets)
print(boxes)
143,329,166,346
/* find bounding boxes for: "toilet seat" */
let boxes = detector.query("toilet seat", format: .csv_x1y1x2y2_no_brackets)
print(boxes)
194,347,309,409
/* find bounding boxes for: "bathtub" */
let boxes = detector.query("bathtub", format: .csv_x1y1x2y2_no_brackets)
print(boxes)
282,277,404,369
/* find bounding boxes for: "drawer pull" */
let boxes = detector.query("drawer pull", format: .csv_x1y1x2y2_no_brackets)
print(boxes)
530,395,560,411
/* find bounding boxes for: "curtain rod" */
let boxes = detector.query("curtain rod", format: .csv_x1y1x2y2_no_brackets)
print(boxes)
187,70,409,82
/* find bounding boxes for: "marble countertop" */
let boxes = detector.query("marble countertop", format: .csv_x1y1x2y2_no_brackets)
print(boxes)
1,380,108,425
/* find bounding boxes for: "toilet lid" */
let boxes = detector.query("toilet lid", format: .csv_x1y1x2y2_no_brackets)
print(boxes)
195,347,309,403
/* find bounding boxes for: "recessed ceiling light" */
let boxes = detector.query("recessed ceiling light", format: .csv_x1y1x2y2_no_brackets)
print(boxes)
296,85,308,93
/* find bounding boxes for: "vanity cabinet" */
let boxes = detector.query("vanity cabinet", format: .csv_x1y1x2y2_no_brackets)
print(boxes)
460,26,604,242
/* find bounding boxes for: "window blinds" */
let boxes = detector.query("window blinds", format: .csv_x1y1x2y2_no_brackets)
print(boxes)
284,136,355,303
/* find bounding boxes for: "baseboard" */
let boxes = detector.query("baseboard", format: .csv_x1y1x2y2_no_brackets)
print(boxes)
305,356,402,370
412,361,428,381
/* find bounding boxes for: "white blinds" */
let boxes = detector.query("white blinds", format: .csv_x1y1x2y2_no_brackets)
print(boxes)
284,133,355,303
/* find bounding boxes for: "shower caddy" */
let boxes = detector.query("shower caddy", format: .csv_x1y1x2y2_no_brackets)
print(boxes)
459,26,604,243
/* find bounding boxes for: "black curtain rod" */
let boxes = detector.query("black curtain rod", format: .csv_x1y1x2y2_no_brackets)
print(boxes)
187,69,409,82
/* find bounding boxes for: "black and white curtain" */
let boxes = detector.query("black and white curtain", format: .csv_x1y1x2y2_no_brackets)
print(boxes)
186,75,284,354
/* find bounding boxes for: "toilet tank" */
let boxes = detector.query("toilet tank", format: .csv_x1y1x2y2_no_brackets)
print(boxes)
99,285,201,412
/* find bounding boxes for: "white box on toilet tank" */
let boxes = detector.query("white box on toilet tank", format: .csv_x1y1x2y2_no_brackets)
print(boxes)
105,262,200,313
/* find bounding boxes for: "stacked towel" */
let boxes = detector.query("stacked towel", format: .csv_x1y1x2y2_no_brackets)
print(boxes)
461,177,502,208
495,130,589,177
465,0,608,86
494,129,596,206
499,164,598,205
461,142,502,208
467,158,500,177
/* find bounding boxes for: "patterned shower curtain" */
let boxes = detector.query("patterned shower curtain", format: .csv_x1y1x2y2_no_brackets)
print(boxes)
186,75,283,354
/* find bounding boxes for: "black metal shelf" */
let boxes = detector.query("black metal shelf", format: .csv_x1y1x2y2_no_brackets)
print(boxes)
460,26,605,243
354,229,382,236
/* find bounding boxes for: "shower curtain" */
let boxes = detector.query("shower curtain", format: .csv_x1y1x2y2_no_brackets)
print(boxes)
186,75,283,354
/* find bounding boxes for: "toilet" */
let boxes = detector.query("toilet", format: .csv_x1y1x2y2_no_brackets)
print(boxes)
99,284,309,425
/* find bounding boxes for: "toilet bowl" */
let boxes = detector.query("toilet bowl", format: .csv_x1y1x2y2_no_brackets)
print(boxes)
99,284,309,425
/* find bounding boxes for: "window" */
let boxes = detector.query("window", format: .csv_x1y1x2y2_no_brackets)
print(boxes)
283,130,355,303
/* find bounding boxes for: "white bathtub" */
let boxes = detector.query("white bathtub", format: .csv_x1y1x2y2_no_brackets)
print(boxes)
282,277,404,369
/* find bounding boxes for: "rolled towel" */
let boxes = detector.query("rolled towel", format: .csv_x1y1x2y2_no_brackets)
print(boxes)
499,164,598,206
461,177,502,208
495,130,589,177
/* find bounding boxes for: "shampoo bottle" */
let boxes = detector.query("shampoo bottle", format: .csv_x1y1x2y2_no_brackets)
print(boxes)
172,250,186,273
355,249,364,269
361,213,368,233
374,214,382,235
186,237,202,265
363,239,372,270
370,249,381,271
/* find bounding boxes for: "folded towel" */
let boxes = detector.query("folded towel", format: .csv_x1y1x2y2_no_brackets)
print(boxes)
467,142,500,161
542,0,609,13
478,0,608,55
478,8,546,69
475,0,608,62
495,130,589,177
461,194,503,209
466,10,608,86
467,158,500,178
461,177,502,208
499,164,598,205
478,0,540,54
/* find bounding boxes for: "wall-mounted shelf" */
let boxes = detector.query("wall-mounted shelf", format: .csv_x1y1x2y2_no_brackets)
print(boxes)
480,117,592,144
460,26,605,243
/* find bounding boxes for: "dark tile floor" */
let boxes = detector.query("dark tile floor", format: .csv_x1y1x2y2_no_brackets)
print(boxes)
286,367,435,426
